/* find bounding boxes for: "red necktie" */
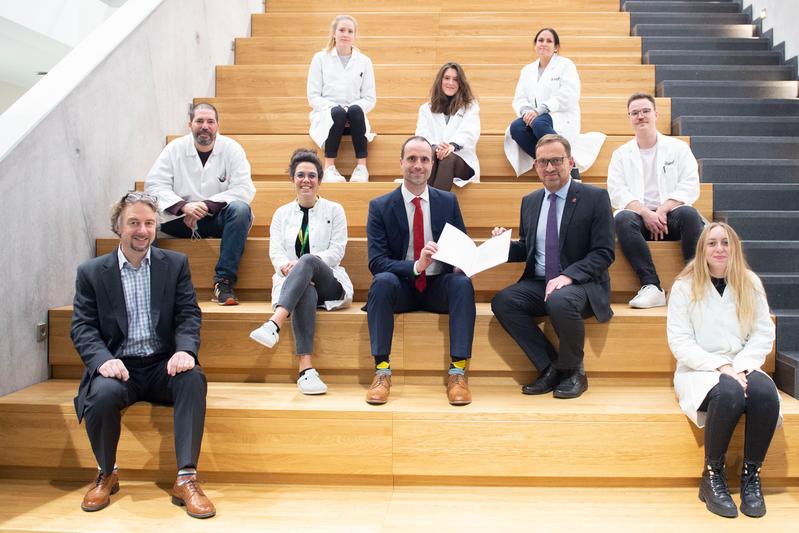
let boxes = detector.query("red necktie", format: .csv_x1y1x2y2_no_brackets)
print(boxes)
411,196,426,292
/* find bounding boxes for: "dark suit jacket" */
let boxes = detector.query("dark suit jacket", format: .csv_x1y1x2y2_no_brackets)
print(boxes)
509,180,615,322
70,246,201,421
366,186,466,281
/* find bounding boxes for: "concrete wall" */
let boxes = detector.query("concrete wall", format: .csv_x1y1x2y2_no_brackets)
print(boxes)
742,0,799,72
0,0,261,397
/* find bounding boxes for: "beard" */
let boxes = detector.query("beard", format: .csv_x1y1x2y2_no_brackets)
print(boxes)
193,129,215,147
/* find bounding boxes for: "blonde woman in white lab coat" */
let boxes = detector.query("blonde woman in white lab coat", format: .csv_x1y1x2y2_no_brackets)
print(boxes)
667,222,780,519
414,62,480,191
307,14,376,183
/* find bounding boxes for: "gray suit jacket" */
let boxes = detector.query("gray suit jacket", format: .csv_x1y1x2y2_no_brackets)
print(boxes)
70,246,201,421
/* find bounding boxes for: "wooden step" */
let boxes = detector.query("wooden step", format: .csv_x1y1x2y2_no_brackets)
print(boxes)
264,0,621,13
2,479,799,531
133,180,713,236
49,302,775,381
167,134,684,180
197,96,673,136
92,236,708,302
235,36,643,66
251,12,632,38
1,380,795,481
216,64,655,99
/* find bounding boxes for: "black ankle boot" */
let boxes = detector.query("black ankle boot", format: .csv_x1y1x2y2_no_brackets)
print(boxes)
740,461,766,518
698,458,738,518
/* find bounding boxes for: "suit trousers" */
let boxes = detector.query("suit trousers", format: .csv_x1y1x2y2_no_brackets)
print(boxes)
367,271,475,358
82,355,207,474
491,278,593,371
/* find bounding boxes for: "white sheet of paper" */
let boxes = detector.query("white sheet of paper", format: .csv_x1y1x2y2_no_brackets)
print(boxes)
432,223,511,277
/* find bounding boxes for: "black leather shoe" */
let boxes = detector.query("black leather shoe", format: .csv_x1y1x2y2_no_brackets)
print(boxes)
522,365,560,395
553,370,588,399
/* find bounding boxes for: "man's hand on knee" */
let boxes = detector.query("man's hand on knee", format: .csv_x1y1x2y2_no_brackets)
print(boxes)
544,275,573,301
167,351,195,376
98,359,130,381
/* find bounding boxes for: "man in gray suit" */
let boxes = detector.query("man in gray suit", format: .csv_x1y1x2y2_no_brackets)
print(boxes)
492,134,615,399
71,192,214,518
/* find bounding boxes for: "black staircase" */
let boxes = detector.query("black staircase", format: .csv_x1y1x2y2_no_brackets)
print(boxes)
622,0,799,397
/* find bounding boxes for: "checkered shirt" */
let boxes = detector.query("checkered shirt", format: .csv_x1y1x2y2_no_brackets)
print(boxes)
117,247,162,357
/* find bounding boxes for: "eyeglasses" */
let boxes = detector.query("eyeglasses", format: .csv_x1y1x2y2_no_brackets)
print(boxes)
122,191,158,204
534,157,566,168
628,108,653,118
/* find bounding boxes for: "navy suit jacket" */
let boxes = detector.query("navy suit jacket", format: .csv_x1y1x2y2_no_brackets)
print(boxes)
509,180,616,322
366,186,466,281
70,246,201,421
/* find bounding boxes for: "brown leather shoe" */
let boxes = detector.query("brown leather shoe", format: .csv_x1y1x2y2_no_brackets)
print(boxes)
366,373,391,404
447,374,472,406
171,475,216,519
81,470,119,512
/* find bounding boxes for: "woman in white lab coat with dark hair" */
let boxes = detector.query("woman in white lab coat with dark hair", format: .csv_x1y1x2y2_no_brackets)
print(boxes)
504,27,604,177
414,62,480,191
307,14,376,184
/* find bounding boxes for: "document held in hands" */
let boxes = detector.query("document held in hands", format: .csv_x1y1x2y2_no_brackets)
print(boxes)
432,223,511,278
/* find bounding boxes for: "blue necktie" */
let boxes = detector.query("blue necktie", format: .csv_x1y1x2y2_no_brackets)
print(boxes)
545,193,560,282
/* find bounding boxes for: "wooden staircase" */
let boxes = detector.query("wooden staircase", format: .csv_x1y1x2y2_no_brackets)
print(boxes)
1,0,797,529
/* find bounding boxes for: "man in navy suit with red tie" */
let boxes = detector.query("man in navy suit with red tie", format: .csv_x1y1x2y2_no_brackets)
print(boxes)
365,136,476,406
492,134,615,399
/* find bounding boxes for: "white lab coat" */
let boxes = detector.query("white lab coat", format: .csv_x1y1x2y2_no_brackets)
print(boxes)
307,48,377,149
269,197,354,311
607,132,700,214
144,133,255,223
415,100,481,184
502,54,605,176
667,275,781,428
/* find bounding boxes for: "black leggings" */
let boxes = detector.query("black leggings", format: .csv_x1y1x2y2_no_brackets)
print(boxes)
325,105,368,159
428,152,475,192
699,372,780,463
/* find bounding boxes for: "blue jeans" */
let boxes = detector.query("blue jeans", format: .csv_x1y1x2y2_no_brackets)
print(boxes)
509,113,556,158
160,200,252,285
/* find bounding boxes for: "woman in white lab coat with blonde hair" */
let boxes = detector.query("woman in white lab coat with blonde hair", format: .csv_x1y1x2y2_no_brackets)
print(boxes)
667,222,780,519
307,14,376,183
415,62,480,191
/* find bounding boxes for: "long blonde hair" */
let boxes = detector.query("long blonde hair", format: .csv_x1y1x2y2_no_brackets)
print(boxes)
676,222,761,336
326,14,358,52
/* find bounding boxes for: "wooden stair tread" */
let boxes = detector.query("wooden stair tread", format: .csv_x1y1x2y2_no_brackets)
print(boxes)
250,12,632,38
2,479,799,531
3,379,798,419
164,134,686,179
216,64,654,99
197,96,672,136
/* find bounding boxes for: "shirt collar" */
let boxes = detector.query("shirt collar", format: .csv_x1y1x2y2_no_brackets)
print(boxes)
401,182,430,205
117,245,151,271
545,178,572,202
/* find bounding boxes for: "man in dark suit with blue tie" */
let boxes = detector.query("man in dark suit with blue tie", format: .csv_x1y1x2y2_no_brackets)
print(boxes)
71,192,214,518
492,134,615,399
365,136,476,406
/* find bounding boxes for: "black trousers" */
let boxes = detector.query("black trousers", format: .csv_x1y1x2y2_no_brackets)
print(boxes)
614,206,703,287
699,372,780,463
491,278,593,371
428,152,475,192
82,355,207,474
325,105,368,159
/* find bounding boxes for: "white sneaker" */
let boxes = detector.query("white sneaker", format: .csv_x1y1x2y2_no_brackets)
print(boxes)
629,284,666,309
349,165,369,182
322,165,346,183
297,368,328,395
249,321,279,348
